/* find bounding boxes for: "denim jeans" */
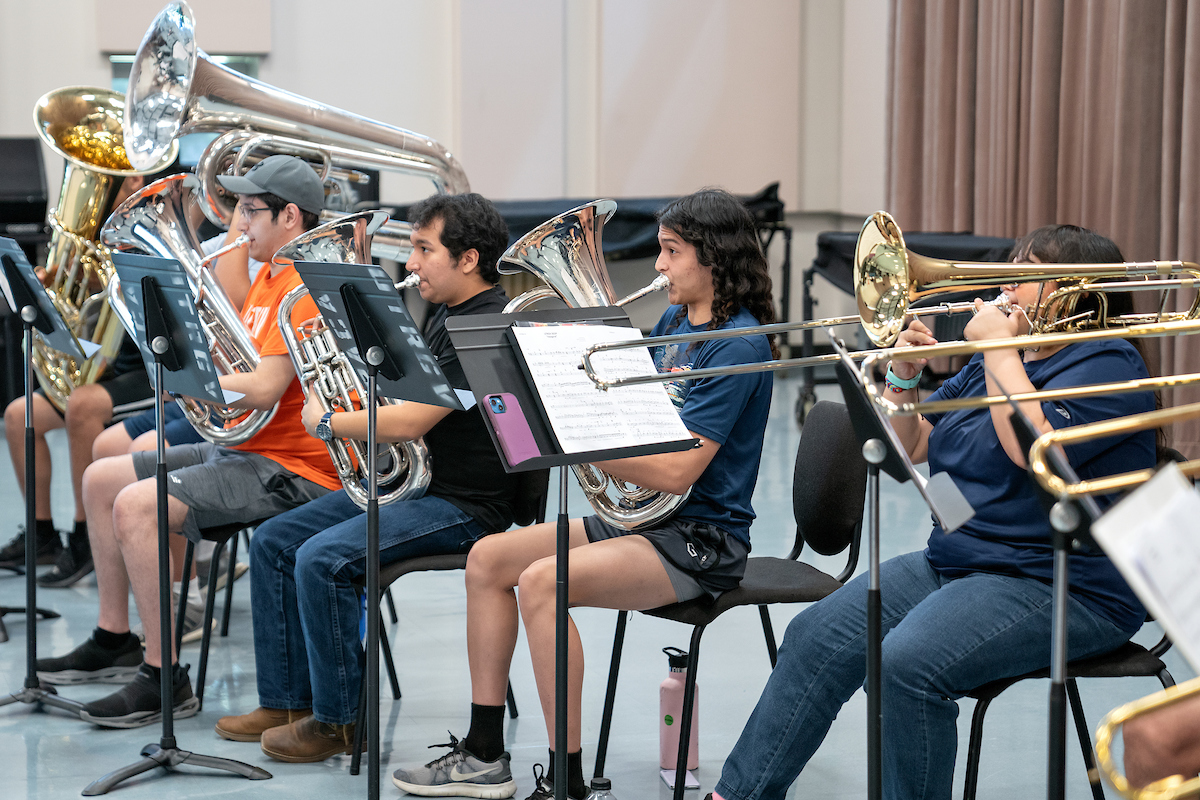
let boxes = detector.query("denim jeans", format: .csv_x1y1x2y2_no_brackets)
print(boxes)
714,550,1134,800
250,489,484,724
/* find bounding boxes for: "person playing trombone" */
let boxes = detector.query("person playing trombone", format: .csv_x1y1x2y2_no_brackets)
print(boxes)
707,224,1158,800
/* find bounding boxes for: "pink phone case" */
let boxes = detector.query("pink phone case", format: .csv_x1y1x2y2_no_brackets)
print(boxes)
484,393,541,465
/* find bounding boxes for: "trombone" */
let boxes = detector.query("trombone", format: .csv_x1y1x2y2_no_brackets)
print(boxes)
1094,676,1200,800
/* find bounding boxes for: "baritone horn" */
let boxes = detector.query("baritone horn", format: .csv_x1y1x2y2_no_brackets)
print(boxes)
124,1,468,263
31,86,177,410
274,211,431,510
500,200,682,530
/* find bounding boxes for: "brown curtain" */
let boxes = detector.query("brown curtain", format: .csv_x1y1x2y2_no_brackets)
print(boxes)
888,0,1200,456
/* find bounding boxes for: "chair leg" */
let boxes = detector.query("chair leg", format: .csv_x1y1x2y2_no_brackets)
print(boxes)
175,541,195,656
194,539,225,709
672,624,707,800
506,680,519,719
1159,667,1176,689
758,605,778,668
219,528,241,637
593,611,629,779
962,693,997,800
1065,679,1106,800
351,646,368,776
385,587,398,625
379,612,401,699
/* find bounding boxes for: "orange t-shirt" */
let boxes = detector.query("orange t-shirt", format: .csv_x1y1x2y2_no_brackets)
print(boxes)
230,265,341,491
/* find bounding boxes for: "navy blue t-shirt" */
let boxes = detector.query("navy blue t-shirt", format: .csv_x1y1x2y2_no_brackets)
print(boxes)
923,339,1153,633
650,306,773,546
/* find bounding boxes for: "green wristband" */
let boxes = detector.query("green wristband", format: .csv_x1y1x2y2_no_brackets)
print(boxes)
885,364,922,391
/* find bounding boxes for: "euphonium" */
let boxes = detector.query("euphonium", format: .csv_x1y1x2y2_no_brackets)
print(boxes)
100,173,275,445
30,86,177,410
273,211,431,510
500,200,681,530
123,1,468,263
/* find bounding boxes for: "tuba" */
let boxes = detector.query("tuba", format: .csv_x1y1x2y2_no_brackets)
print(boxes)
273,211,431,510
500,200,680,530
123,1,469,264
100,173,274,445
30,86,177,410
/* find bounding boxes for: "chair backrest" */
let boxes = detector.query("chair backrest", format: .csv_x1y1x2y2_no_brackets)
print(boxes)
790,401,868,575
512,467,551,527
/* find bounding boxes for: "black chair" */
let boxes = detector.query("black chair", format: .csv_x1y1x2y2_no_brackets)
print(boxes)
592,400,868,800
349,467,551,774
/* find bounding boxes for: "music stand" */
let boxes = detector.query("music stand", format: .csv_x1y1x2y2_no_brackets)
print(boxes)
828,335,975,800
294,260,466,800
0,238,83,712
447,309,695,800
81,252,270,795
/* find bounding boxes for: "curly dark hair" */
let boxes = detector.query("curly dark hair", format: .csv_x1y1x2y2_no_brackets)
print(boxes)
407,193,509,283
657,188,779,359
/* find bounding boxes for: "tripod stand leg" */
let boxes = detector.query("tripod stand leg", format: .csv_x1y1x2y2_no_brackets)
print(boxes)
81,742,273,795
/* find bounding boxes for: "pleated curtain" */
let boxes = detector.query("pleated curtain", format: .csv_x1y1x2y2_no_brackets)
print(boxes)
887,0,1200,456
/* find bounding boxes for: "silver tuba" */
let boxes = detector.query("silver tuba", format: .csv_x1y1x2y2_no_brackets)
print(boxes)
123,1,469,263
500,200,680,530
274,211,431,510
100,173,274,445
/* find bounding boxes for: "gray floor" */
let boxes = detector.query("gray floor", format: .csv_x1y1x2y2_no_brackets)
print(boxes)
0,373,1193,799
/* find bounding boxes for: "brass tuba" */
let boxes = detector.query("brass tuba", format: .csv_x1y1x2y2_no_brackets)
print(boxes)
123,0,469,263
100,173,274,445
31,86,177,410
500,200,681,530
273,211,431,510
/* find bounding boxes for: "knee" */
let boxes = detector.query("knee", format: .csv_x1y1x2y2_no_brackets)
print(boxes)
64,384,113,431
293,540,331,591
111,484,155,545
82,456,128,509
516,559,555,614
4,397,23,429
465,536,506,592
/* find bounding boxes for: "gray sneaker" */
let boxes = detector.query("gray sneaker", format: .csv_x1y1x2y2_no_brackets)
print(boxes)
391,734,516,798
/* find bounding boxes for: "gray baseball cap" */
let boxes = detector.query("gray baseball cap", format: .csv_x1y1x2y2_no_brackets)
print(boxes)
217,155,325,215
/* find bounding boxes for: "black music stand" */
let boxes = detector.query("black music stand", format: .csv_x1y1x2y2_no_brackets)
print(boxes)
294,261,466,800
0,238,82,714
447,309,695,800
82,253,270,795
829,336,975,800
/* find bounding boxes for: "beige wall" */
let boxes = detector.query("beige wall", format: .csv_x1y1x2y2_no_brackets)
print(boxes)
0,0,889,321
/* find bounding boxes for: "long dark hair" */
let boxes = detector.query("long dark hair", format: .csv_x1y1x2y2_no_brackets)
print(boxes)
657,188,779,358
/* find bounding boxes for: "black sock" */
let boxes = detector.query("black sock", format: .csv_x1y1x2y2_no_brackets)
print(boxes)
93,626,134,650
72,520,87,541
463,703,506,761
545,750,587,800
35,519,56,541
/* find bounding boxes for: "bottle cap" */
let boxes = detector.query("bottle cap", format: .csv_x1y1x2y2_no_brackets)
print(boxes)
663,646,689,670
590,777,612,790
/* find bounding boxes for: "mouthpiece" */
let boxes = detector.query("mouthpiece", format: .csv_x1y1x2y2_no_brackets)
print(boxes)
394,273,420,290
200,235,250,268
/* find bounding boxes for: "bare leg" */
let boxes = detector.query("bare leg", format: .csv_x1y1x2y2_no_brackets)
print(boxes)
517,534,677,751
83,455,141,633
464,520,590,707
64,383,115,524
92,420,134,461
4,394,65,520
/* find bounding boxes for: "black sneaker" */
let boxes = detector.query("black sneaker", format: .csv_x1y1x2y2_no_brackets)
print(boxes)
36,634,143,685
37,535,93,588
0,526,63,572
523,765,554,800
79,662,200,729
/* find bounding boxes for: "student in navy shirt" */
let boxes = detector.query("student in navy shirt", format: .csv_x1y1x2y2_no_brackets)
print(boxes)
391,189,777,800
709,225,1157,800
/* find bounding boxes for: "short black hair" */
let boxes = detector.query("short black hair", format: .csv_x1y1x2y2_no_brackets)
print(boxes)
259,190,321,232
408,193,509,283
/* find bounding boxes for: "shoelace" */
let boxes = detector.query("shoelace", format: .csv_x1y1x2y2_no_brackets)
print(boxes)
530,764,553,798
423,732,468,769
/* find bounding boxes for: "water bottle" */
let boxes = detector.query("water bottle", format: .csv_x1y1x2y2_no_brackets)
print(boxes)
660,646,699,770
586,776,616,800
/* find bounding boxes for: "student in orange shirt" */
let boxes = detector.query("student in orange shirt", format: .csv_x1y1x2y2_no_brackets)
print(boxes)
36,155,341,728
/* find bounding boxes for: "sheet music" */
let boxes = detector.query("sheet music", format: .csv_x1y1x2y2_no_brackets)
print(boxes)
1092,463,1200,672
509,324,691,454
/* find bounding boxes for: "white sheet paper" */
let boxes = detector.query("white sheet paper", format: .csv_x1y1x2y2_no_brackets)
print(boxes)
509,324,691,454
1092,462,1200,672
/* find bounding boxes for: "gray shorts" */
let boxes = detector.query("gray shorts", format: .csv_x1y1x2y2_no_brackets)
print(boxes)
130,442,331,543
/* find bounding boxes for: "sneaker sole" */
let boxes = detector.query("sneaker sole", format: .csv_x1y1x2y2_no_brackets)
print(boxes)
36,560,95,588
81,696,201,729
180,618,217,646
390,776,517,799
37,665,141,686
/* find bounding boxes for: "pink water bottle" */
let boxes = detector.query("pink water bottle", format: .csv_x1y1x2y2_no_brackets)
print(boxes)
660,646,699,770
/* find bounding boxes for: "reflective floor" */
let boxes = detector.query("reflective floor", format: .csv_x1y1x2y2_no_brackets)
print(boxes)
0,373,1193,799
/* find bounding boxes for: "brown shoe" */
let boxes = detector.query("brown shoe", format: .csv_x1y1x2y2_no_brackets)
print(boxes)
260,715,360,763
215,706,312,742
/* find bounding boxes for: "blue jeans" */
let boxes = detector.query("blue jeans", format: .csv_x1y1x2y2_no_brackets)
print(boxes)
714,550,1134,800
250,489,485,724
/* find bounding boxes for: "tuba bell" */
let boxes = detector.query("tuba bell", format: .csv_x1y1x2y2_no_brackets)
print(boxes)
501,200,681,530
123,0,468,264
30,86,178,410
273,211,431,510
100,173,274,445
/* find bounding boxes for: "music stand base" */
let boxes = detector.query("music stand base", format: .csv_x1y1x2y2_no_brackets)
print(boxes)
82,743,272,796
0,683,87,715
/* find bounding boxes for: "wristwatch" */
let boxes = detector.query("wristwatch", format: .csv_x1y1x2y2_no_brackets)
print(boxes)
315,411,336,442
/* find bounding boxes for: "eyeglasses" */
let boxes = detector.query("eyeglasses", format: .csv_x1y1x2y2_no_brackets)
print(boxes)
237,203,272,219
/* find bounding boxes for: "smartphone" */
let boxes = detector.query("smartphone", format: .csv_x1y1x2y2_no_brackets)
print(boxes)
483,392,541,466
